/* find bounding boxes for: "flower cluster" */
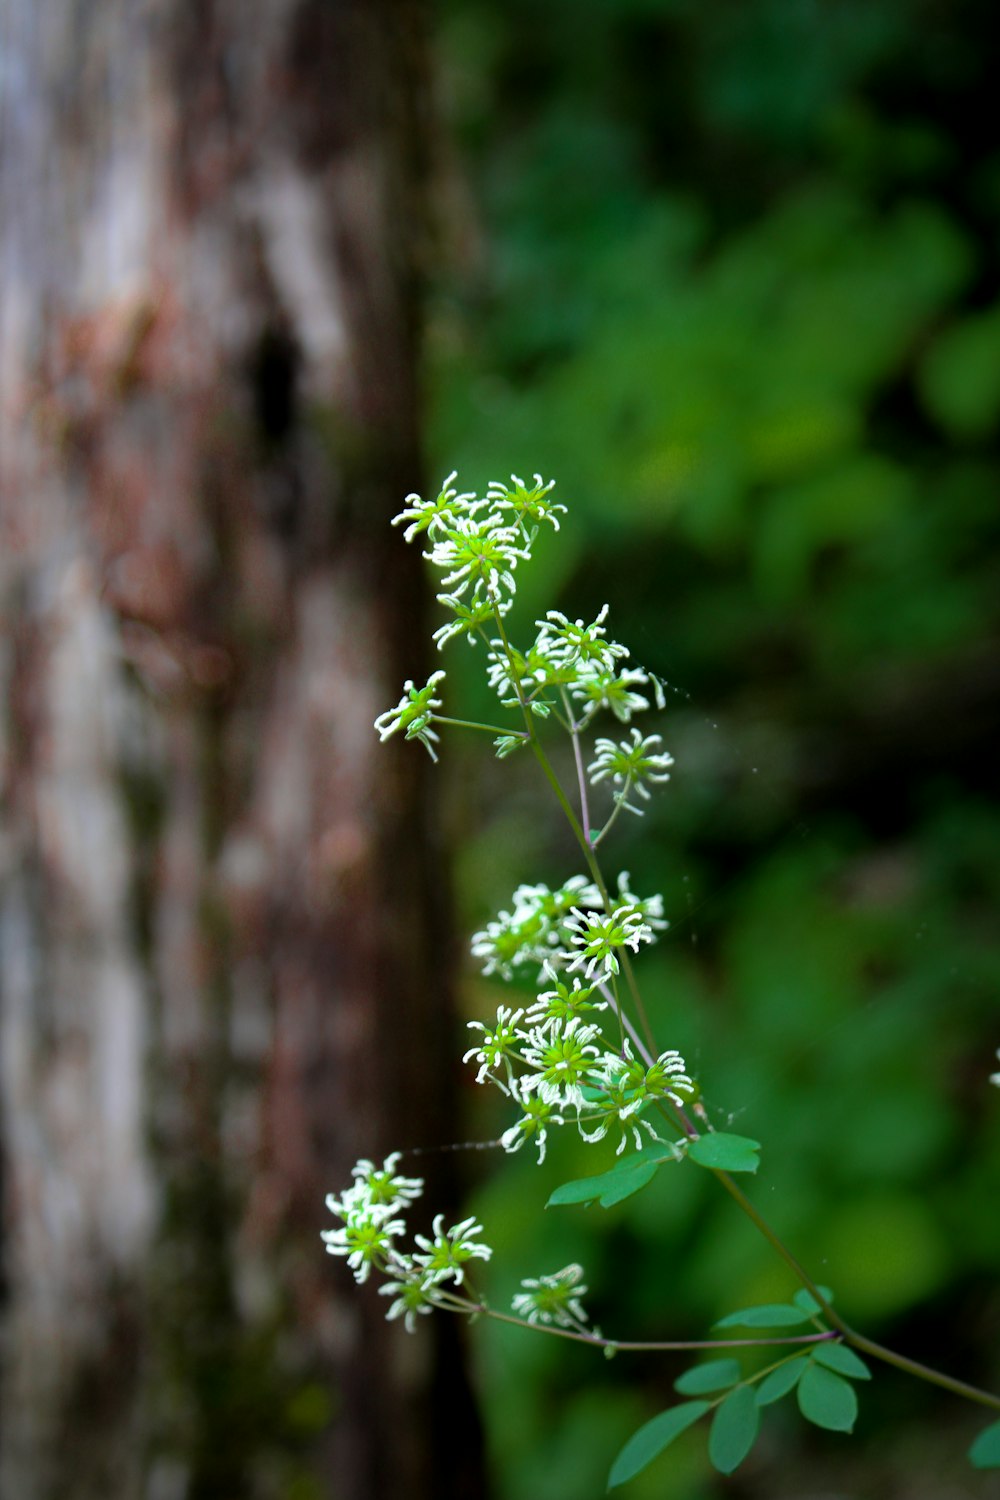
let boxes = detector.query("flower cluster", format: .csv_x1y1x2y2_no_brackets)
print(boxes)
322,1154,602,1339
375,471,677,793
322,1153,493,1331
470,875,602,980
352,469,696,1350
464,871,692,1157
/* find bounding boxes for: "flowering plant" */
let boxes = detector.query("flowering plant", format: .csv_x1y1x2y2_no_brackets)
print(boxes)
324,471,1000,1485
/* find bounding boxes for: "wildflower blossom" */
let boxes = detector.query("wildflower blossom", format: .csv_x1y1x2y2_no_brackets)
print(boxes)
487,473,565,532
485,638,563,710
535,604,629,676
589,729,674,813
579,1044,662,1154
520,1017,604,1109
470,878,602,978
379,1271,452,1332
374,671,445,760
644,1049,695,1104
494,733,528,759
412,1214,493,1286
525,968,607,1027
423,515,530,601
432,590,511,650
463,1005,526,1086
470,905,550,979
500,1076,565,1163
563,904,655,979
321,1202,408,1283
327,1153,424,1217
614,872,669,933
990,1048,1000,1087
391,471,482,543
571,666,651,724
512,1264,593,1329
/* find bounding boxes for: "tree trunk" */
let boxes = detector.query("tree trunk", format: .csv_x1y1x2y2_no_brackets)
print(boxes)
0,2,484,1496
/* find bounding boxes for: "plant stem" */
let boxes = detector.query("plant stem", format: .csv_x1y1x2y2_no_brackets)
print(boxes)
840,1331,1000,1414
433,715,528,738
559,688,593,843
475,1305,839,1354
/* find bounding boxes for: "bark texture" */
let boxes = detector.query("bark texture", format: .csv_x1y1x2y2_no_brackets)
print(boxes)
0,2,483,1496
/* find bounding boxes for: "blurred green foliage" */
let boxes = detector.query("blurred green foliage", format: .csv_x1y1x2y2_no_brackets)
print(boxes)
430,0,1000,1494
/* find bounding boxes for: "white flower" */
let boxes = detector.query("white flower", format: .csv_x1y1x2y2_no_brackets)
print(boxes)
432,591,511,650
463,1005,527,1086
525,968,608,1027
486,473,565,532
589,730,674,814
520,1017,604,1109
512,1264,593,1329
412,1214,493,1286
642,1049,694,1104
379,1271,450,1332
614,872,669,933
535,605,629,675
374,671,445,760
500,1075,564,1163
563,904,655,979
391,471,483,543
423,515,530,601
321,1202,407,1283
571,666,651,724
990,1048,1000,1087
470,877,601,978
332,1153,423,1215
470,906,548,979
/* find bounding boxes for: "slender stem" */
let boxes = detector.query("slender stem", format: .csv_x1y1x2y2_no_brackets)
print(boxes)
615,948,657,1054
841,1332,1000,1414
433,715,528,738
714,1172,846,1331
592,782,632,848
475,1305,839,1355
560,688,593,844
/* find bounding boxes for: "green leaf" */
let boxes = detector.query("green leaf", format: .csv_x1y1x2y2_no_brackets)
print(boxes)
675,1358,742,1395
715,1303,811,1330
797,1362,858,1432
687,1133,761,1173
812,1343,872,1381
755,1357,809,1406
598,1161,658,1207
708,1386,760,1475
968,1418,1000,1469
607,1402,709,1489
792,1286,834,1316
548,1141,679,1208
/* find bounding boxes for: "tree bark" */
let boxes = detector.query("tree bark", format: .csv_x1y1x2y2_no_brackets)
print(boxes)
0,2,484,1496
